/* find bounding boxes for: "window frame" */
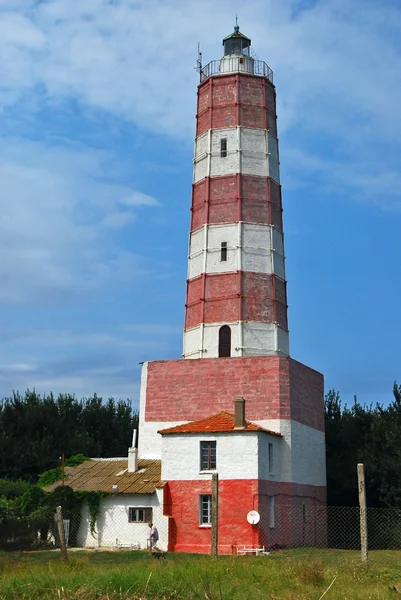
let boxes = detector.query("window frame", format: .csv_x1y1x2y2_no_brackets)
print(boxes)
199,494,212,526
218,325,231,358
220,137,227,158
220,241,228,262
128,507,153,523
200,440,216,471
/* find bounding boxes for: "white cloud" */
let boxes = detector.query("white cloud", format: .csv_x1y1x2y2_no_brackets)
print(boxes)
121,192,159,207
0,0,400,205
0,137,159,305
282,145,401,209
0,325,180,401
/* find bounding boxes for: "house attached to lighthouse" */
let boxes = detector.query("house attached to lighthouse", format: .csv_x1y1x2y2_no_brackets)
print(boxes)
137,24,326,554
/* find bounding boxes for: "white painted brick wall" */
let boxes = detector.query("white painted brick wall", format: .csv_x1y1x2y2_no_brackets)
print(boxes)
210,129,239,177
241,129,266,153
277,327,290,356
193,128,281,183
182,326,204,359
194,156,208,183
161,432,260,480
187,224,286,280
183,322,288,359
195,131,209,158
256,419,326,487
77,492,168,551
242,322,278,356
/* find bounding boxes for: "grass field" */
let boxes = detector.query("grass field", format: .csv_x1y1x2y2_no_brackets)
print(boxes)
1,548,401,600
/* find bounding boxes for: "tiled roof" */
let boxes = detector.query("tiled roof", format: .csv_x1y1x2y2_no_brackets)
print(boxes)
158,412,282,436
44,458,162,494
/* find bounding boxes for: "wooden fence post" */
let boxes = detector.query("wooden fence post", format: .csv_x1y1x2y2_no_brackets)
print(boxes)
357,463,368,562
211,473,219,557
56,505,68,561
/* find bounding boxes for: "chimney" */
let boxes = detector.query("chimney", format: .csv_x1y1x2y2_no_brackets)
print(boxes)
234,397,246,429
128,429,138,473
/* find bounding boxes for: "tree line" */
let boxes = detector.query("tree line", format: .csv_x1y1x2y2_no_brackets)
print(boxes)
0,391,139,482
325,382,401,508
1,385,401,508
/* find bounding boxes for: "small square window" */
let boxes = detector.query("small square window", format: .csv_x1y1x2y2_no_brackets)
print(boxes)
220,138,227,158
200,441,216,470
128,507,153,523
199,494,212,525
220,242,227,262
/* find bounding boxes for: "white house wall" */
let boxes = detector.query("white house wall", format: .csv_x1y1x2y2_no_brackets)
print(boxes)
256,419,326,487
161,432,275,481
77,491,168,551
193,128,280,184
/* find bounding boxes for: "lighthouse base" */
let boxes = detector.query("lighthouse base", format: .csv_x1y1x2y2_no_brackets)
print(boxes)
139,356,325,482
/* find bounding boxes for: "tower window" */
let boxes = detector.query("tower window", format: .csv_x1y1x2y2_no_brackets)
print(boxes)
218,325,231,357
220,241,227,262
220,138,227,157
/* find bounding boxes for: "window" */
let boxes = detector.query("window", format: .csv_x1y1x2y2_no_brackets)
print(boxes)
128,507,153,523
268,442,274,474
220,241,228,262
218,325,231,357
199,494,212,525
268,497,275,528
220,138,227,158
200,441,216,470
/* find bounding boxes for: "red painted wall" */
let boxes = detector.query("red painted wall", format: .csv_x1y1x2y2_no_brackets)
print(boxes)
165,478,326,554
191,176,283,232
185,272,287,329
145,356,324,432
196,74,277,137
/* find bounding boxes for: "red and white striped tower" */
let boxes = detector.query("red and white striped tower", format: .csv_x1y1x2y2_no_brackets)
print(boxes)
138,27,326,532
183,25,289,360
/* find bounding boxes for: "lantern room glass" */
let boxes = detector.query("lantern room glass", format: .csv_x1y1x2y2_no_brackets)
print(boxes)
223,36,251,57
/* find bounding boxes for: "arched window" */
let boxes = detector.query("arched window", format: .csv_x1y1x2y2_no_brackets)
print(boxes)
218,325,231,357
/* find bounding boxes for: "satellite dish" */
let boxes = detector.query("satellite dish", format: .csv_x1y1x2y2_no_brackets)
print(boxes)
247,510,260,525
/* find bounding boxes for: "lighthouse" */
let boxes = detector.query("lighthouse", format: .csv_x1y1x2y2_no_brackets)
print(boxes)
137,25,327,554
184,24,288,360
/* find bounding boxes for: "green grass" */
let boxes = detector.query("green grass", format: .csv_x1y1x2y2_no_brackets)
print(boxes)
1,548,401,599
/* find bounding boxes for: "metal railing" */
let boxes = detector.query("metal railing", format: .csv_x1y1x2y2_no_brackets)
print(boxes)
200,59,273,83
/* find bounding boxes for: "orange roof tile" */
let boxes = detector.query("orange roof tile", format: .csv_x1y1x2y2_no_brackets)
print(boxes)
158,412,282,436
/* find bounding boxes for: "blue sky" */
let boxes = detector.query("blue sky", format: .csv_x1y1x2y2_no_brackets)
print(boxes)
1,0,400,409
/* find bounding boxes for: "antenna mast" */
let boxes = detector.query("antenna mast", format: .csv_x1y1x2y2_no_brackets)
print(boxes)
195,42,203,81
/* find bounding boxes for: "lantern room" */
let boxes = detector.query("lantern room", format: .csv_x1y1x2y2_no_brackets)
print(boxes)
222,24,251,57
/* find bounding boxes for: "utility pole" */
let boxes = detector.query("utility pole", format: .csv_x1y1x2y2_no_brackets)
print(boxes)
56,506,68,561
211,473,219,557
357,463,368,562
